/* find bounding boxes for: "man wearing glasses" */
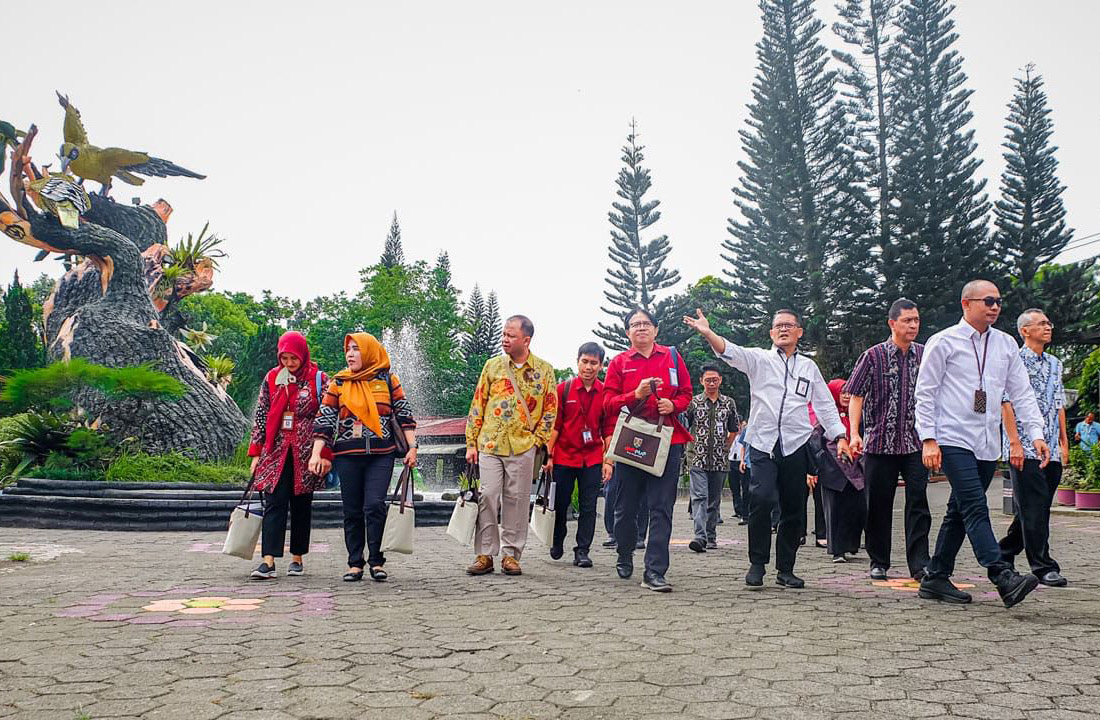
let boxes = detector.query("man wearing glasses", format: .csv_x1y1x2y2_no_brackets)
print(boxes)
685,365,740,553
684,308,850,589
998,309,1070,587
915,280,1050,608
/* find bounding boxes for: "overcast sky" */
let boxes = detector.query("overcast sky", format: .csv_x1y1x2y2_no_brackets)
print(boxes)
4,1,1098,367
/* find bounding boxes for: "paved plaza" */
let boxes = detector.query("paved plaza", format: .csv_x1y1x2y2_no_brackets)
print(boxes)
2,484,1100,720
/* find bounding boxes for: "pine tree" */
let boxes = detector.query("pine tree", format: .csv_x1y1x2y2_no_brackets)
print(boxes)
484,291,502,354
0,272,42,370
832,0,899,277
993,65,1092,338
380,211,405,269
722,0,877,374
889,0,991,334
595,120,680,350
462,285,490,359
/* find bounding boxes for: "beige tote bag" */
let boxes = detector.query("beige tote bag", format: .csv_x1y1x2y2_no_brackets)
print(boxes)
381,466,416,554
528,470,556,546
608,380,673,477
223,479,263,560
446,463,479,547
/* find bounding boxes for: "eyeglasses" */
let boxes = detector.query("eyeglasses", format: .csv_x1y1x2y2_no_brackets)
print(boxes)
771,323,799,331
628,321,654,330
965,296,1003,307
1028,320,1054,329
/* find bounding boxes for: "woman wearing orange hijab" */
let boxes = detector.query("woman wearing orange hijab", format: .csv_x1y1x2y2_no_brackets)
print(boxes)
310,333,418,582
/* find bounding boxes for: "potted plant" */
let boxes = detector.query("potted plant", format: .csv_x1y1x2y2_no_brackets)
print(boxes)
1059,447,1087,506
1074,444,1100,510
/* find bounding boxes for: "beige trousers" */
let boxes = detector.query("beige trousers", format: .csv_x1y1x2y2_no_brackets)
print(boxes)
475,447,537,560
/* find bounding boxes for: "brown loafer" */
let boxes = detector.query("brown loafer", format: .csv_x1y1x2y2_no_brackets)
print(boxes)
466,554,494,575
501,556,522,576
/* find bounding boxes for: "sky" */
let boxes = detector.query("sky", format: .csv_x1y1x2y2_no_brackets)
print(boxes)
3,1,1098,368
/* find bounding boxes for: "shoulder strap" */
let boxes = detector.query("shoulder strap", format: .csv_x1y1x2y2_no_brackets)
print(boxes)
669,346,682,388
503,361,536,432
383,373,410,455
563,379,573,405
315,370,323,399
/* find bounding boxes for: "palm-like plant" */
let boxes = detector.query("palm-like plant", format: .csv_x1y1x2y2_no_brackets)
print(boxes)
154,264,186,300
203,354,235,389
166,222,227,272
179,323,218,352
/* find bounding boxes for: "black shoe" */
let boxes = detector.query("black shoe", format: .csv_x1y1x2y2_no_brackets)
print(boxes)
994,569,1039,608
912,567,928,582
616,559,633,579
636,540,646,550
918,575,972,604
799,536,807,546
1039,570,1067,587
869,566,888,581
550,545,564,560
706,540,718,550
745,564,765,588
832,554,847,564
602,537,617,548
717,517,724,525
574,551,593,568
250,562,276,580
776,572,805,589
286,561,304,576
642,572,672,593
738,519,748,526
688,539,706,553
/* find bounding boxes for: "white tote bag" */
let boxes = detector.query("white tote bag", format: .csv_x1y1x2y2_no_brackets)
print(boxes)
381,467,416,555
222,479,263,560
528,471,556,547
446,463,480,547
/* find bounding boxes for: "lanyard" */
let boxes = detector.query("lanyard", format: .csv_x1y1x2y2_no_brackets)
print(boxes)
575,384,596,423
970,332,990,389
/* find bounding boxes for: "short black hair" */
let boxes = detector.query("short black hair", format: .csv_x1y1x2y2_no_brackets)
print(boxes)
577,342,605,362
623,307,658,331
888,298,918,321
772,309,801,327
505,314,534,338
700,364,722,377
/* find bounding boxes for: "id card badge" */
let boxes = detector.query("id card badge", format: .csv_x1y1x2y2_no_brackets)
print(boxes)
281,412,294,431
973,389,987,414
352,420,364,438
795,377,810,397
582,428,594,445
668,364,679,388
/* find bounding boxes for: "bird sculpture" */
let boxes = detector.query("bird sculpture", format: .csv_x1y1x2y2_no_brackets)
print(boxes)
56,92,205,196
0,120,27,174
27,171,91,229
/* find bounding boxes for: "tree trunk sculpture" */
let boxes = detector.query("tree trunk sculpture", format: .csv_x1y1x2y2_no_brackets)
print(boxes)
2,127,247,460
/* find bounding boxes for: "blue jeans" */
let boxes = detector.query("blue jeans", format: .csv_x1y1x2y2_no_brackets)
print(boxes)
603,468,647,543
926,446,1011,581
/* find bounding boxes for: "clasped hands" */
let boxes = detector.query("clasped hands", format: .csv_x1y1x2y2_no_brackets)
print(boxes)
635,377,674,415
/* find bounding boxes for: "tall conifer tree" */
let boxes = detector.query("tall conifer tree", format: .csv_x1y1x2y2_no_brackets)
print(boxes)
484,291,502,352
595,120,680,350
381,212,405,269
723,0,877,373
889,0,990,334
0,272,41,370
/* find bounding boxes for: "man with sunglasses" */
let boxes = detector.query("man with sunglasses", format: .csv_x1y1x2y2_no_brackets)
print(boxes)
915,280,1051,608
998,309,1069,587
684,308,850,589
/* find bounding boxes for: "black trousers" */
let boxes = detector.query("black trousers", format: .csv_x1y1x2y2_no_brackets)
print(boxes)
823,483,865,556
604,467,648,542
747,443,809,573
260,452,313,558
1000,460,1062,576
614,445,683,577
811,482,825,541
335,453,396,569
728,461,745,517
552,464,601,554
863,452,931,576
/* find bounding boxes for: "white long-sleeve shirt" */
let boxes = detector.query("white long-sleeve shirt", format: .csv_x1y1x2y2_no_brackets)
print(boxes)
714,341,846,458
915,318,1044,461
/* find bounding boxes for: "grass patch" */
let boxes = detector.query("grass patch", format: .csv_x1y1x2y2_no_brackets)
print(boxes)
105,452,248,485
7,552,29,562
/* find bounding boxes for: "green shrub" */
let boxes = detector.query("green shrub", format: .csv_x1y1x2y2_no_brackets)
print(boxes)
1086,443,1100,491
105,452,248,485
0,358,185,413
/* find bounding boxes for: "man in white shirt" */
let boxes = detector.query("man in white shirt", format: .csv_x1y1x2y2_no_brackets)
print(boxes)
685,308,851,589
915,280,1051,609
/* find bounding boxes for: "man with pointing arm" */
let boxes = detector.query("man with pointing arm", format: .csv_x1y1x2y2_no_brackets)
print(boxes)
685,308,851,589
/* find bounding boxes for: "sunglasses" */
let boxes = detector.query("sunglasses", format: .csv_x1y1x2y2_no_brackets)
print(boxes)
965,296,1003,307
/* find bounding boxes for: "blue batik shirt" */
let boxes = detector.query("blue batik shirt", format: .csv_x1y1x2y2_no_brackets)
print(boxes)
1002,346,1065,462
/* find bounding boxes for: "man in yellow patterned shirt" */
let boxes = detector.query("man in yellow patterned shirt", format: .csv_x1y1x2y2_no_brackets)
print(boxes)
465,314,558,576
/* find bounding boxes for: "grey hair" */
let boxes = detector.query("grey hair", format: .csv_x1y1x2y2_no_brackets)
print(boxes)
1017,308,1046,333
960,279,998,301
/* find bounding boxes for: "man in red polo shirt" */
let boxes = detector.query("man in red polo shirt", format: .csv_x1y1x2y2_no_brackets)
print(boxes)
603,308,694,592
544,342,609,568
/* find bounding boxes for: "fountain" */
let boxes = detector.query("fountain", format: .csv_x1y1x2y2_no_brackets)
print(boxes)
381,324,467,492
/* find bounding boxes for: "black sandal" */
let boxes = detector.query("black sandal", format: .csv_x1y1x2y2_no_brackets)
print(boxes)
342,568,364,582
369,566,388,582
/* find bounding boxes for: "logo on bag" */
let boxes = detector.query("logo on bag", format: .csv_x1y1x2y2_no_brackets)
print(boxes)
633,438,643,449
617,431,656,464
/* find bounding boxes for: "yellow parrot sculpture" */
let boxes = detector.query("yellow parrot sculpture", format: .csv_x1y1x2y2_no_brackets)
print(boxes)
27,172,92,229
56,92,205,196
